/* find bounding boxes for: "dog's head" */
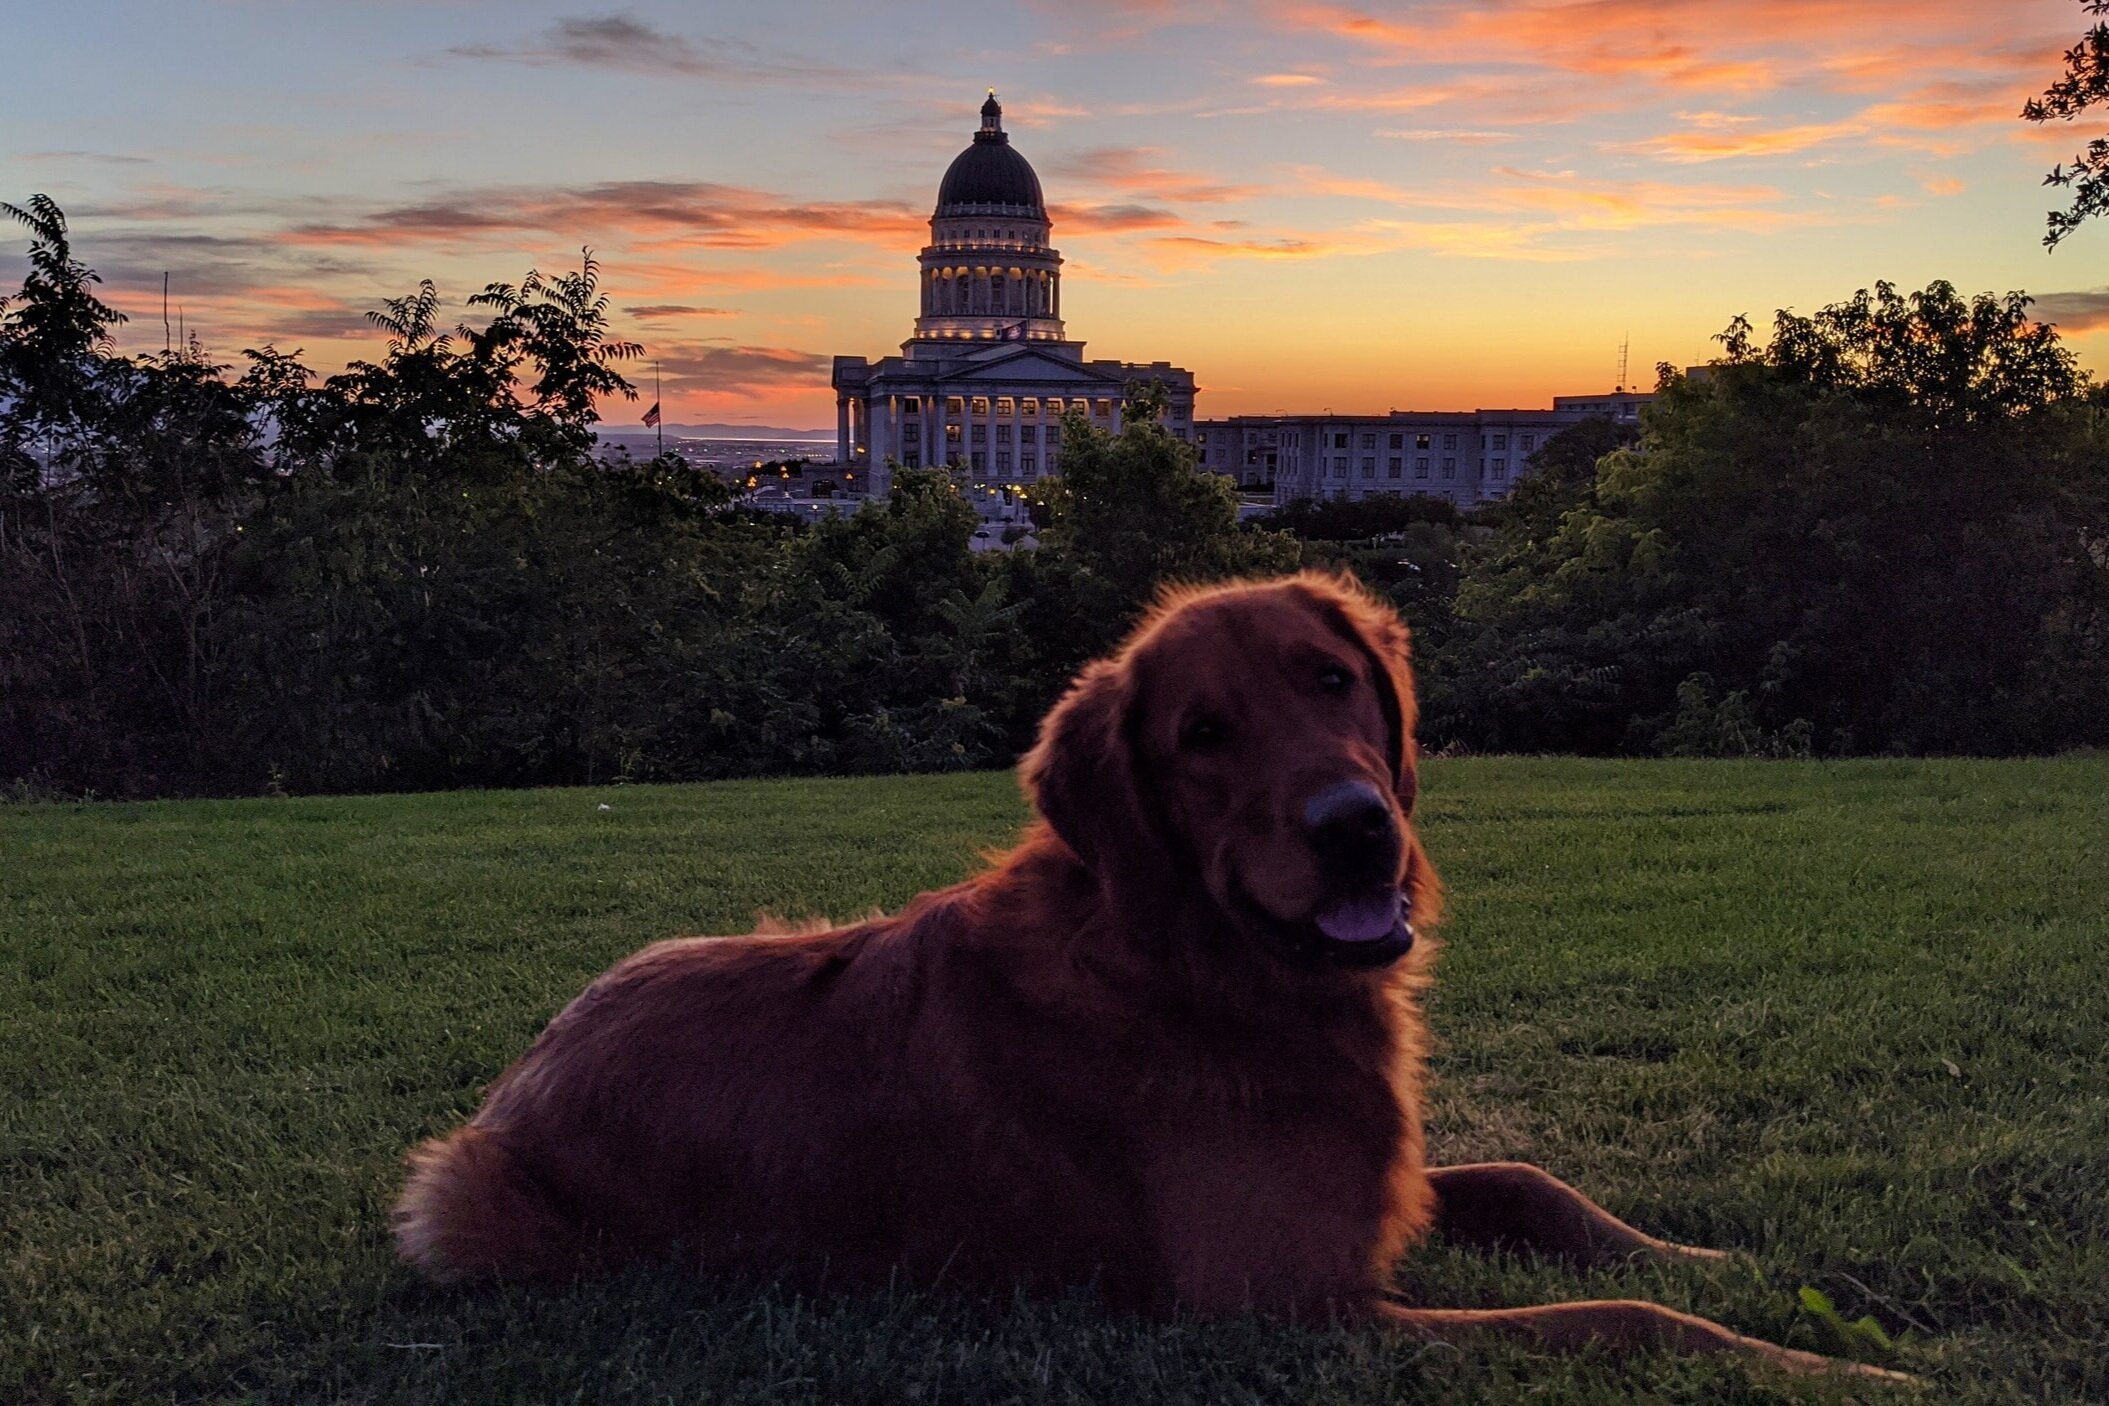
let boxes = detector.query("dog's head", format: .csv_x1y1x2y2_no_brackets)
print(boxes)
1021,572,1439,971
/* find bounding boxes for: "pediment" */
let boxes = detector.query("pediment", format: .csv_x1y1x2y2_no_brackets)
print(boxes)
937,350,1118,384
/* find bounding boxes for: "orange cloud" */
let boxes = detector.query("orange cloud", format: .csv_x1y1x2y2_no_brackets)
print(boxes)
1621,118,1867,163
1277,0,2070,117
2031,289,2109,335
1288,163,1809,238
1047,146,1264,203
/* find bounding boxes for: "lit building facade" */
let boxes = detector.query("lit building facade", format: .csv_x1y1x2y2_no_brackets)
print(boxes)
1196,392,1653,507
831,93,1196,496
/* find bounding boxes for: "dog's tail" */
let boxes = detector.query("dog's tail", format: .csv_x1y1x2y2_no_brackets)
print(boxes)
392,1124,584,1282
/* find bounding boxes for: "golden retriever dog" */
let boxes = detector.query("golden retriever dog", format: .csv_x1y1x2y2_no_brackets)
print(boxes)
395,572,1904,1382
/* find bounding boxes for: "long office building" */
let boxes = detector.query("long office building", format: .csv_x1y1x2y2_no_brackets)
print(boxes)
1195,390,1654,506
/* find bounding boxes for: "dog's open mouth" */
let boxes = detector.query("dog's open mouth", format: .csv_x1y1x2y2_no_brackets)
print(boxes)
1228,878,1417,970
1306,888,1415,968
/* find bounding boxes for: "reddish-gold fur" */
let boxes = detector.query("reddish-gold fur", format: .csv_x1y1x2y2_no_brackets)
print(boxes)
395,574,1908,1382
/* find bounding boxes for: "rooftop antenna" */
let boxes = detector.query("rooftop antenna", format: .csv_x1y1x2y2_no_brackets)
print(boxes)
163,273,171,355
1616,334,1630,394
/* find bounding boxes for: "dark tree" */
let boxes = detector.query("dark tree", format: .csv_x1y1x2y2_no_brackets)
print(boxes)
2024,0,2109,247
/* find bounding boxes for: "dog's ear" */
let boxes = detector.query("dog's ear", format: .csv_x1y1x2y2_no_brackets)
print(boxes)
1020,656,1163,893
1309,575,1421,815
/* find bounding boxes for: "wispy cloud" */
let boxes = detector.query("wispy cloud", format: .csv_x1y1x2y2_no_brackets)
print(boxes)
1288,163,1812,238
624,304,735,319
1374,127,1516,144
281,182,926,252
449,13,896,87
655,341,834,400
1047,146,1264,203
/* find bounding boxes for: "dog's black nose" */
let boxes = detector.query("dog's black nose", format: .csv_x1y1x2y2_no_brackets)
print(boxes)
1303,780,1400,877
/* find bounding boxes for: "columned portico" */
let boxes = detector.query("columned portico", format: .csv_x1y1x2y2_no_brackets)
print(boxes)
830,91,1197,501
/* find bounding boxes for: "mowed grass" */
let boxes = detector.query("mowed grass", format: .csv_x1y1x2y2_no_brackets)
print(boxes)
4,758,2106,1405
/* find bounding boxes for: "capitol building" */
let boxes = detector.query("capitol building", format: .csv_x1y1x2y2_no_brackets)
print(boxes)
831,93,1196,495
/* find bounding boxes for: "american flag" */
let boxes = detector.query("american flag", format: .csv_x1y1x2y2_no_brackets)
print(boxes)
642,402,662,428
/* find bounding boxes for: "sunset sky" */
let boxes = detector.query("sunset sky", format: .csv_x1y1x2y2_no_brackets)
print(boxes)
6,0,2108,429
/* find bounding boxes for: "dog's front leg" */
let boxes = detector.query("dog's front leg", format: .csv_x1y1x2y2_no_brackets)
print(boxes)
1425,1162,1728,1266
1372,1298,1916,1382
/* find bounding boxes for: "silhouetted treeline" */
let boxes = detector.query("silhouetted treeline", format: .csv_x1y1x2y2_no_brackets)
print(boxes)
3,197,2105,798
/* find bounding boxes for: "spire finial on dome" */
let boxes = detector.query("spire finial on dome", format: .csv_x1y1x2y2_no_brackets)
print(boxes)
979,90,1003,139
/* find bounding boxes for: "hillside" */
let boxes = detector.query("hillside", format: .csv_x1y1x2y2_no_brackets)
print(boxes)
5,759,2105,1403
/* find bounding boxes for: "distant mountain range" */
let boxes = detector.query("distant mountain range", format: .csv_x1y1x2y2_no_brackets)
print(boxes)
600,422,832,441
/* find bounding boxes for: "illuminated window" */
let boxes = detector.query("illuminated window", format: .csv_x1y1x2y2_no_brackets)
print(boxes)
971,397,989,416
1415,433,1430,450
995,397,1015,416
947,397,964,415
1020,398,1039,415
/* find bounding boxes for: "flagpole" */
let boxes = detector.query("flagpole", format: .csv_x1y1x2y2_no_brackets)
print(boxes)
655,361,663,457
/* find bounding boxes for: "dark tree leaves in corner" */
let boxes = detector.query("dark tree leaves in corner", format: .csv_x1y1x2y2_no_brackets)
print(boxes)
2025,0,2109,246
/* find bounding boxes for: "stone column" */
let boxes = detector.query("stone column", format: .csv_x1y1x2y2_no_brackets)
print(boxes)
836,396,850,465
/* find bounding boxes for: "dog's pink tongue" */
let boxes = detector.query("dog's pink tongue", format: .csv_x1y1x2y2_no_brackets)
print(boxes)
1315,891,1401,943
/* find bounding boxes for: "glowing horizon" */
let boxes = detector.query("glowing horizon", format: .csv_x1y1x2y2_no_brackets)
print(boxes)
5,0,2106,430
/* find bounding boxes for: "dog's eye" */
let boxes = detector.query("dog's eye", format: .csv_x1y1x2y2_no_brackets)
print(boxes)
1318,665,1353,695
1181,714,1230,752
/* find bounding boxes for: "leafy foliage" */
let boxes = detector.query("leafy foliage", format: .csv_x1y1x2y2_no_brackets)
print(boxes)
2024,0,2109,247
3,198,2106,795
0,201,1296,796
1432,284,2109,756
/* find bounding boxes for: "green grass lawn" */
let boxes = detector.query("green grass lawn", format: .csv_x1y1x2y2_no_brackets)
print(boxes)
5,758,2106,1404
